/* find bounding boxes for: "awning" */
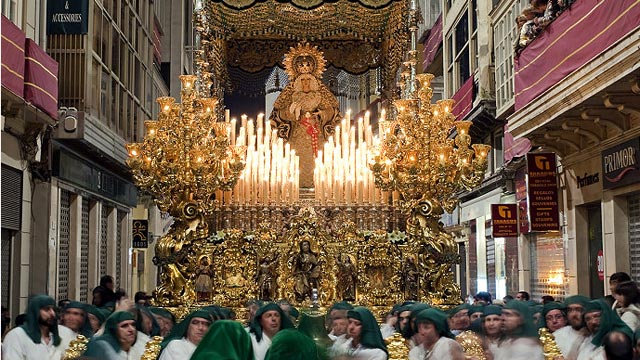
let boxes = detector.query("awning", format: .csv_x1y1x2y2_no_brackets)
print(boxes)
514,0,640,110
24,38,58,119
1,15,25,97
421,13,442,72
452,75,474,120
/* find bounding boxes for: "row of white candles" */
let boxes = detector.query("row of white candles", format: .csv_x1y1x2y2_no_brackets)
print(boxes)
217,109,399,206
216,111,299,205
313,110,399,206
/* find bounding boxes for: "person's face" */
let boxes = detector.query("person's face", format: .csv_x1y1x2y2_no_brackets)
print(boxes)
347,318,362,342
634,338,640,359
610,280,619,295
398,311,411,332
501,309,522,333
483,314,502,337
87,313,101,332
566,304,585,329
93,292,103,306
515,292,526,301
613,292,628,307
39,305,57,327
141,313,153,335
584,311,602,334
417,322,439,348
186,317,211,345
153,315,173,337
62,308,85,332
470,312,483,322
106,281,114,291
259,310,281,337
451,309,470,330
247,304,259,322
332,318,348,336
544,309,567,332
116,320,137,348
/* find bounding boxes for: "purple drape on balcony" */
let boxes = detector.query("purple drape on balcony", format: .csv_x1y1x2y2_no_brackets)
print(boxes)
422,14,442,72
514,0,640,110
1,15,25,97
24,38,59,118
452,74,474,120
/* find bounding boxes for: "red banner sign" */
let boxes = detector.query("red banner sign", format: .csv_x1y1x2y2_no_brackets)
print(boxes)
527,153,560,232
491,204,518,238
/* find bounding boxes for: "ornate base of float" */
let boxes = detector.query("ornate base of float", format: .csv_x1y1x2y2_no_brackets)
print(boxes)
152,206,461,314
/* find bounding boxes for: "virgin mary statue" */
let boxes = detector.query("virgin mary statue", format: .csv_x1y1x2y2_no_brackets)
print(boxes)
269,43,341,188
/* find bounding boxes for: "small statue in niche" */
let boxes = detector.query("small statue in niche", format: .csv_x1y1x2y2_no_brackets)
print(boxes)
400,255,420,300
336,254,357,301
290,240,321,301
195,255,214,302
256,253,280,300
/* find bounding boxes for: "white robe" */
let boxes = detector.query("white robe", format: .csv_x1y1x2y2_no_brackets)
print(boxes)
158,337,197,360
553,325,586,360
493,337,544,360
1,324,75,360
337,338,388,360
409,337,463,360
577,336,605,360
250,332,272,360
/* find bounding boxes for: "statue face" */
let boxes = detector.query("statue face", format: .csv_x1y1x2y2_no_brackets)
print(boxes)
301,241,310,253
295,56,315,74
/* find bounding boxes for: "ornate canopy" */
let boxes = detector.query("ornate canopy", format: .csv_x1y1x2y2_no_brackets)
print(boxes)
197,0,410,96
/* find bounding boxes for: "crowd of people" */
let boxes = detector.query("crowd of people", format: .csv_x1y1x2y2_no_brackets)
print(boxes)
515,0,579,55
2,272,640,359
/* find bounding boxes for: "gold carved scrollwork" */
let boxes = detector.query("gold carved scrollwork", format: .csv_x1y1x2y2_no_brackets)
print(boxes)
212,229,258,307
358,230,402,307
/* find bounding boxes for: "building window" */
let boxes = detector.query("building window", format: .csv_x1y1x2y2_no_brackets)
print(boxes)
445,3,478,96
493,0,529,115
1,0,18,24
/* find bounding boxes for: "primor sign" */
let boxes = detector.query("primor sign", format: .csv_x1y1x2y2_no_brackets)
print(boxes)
602,137,640,190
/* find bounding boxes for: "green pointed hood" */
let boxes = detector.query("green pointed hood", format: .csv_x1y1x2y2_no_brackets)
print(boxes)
265,329,327,360
63,301,94,337
249,302,295,342
583,299,633,346
402,302,430,339
86,304,108,326
160,309,212,349
482,305,502,317
503,299,538,337
134,304,160,336
148,307,175,324
84,311,136,356
347,307,388,354
414,308,455,339
21,295,61,346
563,295,590,307
191,320,254,360
539,302,566,328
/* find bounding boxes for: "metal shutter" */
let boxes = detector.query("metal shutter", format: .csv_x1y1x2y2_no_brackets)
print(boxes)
100,204,109,277
58,189,71,300
116,210,126,287
80,198,90,302
486,236,496,298
629,195,640,281
1,165,22,230
1,229,12,308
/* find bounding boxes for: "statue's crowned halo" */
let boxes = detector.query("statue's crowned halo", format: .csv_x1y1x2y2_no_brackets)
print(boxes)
270,43,342,188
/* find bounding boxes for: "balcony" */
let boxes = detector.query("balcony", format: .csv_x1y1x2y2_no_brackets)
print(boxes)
507,0,640,155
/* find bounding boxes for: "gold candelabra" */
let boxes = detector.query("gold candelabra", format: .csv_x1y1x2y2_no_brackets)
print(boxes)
369,73,491,305
125,75,246,306
126,75,246,220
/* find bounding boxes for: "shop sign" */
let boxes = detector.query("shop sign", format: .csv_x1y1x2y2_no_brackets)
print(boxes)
527,153,560,232
47,0,88,34
491,204,518,237
602,137,640,190
515,167,530,234
132,220,148,248
597,250,604,281
577,172,599,189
